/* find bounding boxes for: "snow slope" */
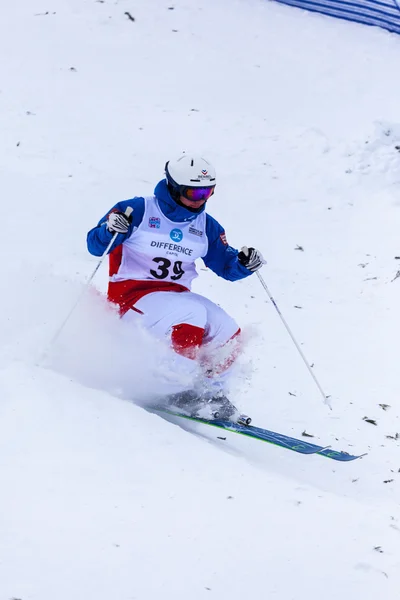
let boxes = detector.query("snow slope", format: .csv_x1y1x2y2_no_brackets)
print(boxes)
1,0,400,598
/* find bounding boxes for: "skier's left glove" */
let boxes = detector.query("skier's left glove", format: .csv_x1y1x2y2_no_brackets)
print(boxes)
238,246,266,272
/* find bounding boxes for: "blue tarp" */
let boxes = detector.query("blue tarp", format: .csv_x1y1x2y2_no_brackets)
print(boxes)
275,0,400,34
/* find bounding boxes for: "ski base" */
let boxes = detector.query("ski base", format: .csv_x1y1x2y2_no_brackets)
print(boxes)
154,408,364,462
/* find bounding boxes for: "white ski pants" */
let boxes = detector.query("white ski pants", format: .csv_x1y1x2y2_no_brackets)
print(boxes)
122,290,240,395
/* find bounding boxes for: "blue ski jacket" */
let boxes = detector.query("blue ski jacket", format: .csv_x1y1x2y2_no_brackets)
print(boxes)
87,179,252,282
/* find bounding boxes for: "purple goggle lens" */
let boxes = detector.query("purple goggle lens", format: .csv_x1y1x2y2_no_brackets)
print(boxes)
183,186,215,202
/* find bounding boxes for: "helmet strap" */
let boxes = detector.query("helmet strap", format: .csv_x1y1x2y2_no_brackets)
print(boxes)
167,181,180,202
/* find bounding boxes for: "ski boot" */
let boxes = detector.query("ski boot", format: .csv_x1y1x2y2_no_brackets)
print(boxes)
205,393,252,426
165,390,252,426
165,389,204,415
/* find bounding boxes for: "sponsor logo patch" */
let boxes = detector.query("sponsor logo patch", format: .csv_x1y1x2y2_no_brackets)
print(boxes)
170,228,183,243
220,232,228,246
189,226,203,237
148,217,161,229
151,240,193,256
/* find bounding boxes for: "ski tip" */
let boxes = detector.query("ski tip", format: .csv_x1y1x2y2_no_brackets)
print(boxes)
317,448,366,461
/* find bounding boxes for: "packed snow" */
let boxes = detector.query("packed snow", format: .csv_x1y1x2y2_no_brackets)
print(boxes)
1,0,400,598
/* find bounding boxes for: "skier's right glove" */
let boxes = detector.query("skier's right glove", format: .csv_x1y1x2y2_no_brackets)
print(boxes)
238,246,265,272
106,211,131,234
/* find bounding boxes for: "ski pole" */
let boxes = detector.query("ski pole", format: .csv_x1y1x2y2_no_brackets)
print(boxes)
45,206,133,354
256,271,332,410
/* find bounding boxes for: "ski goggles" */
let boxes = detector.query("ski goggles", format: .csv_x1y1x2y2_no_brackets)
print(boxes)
181,185,215,202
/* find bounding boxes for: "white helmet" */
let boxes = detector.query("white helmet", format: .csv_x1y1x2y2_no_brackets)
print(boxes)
165,155,216,189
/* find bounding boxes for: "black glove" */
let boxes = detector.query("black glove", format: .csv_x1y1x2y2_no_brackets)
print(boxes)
106,211,132,234
238,246,265,272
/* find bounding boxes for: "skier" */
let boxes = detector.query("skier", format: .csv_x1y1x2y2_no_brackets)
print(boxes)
86,155,264,420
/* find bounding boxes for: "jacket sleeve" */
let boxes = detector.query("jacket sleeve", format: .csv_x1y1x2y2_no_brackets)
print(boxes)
202,214,252,282
86,197,145,257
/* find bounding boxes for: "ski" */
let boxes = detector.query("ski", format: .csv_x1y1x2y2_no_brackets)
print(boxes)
154,408,364,462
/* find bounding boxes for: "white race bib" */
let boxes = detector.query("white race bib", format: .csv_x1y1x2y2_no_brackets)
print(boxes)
110,196,209,289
